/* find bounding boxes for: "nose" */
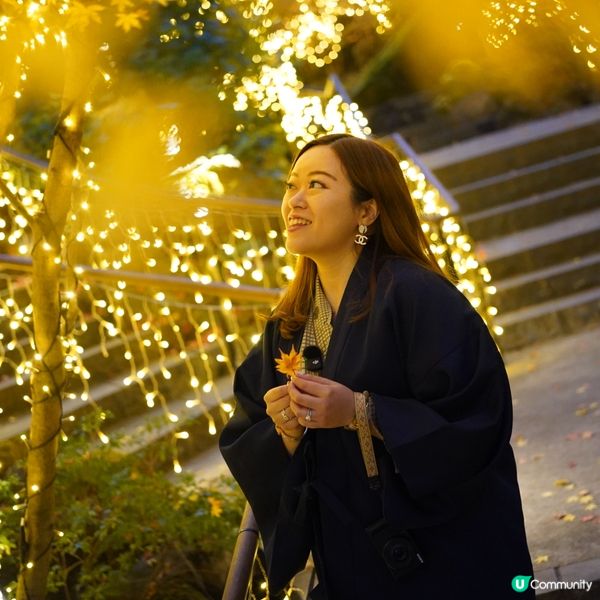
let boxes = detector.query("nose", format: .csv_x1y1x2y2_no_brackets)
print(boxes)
283,188,307,214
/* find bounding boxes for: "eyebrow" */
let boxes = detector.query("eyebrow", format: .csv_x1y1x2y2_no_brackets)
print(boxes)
288,170,338,181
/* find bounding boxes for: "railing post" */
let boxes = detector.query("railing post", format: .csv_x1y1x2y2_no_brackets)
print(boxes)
222,502,260,600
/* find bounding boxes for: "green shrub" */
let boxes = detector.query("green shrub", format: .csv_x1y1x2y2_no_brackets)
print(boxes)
0,417,245,599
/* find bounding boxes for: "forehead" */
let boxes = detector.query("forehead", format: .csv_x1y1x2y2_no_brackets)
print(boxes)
290,145,345,178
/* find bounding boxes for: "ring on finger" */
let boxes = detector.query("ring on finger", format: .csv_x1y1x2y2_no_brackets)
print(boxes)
305,407,313,422
280,407,290,423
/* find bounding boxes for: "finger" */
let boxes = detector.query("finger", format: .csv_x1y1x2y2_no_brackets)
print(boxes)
265,399,292,423
290,399,317,422
288,382,321,408
264,384,290,404
290,374,330,397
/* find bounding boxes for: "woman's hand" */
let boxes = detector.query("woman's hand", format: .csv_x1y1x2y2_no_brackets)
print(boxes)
288,373,355,429
264,384,305,439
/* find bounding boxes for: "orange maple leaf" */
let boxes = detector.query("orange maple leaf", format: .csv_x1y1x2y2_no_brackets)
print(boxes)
275,345,302,378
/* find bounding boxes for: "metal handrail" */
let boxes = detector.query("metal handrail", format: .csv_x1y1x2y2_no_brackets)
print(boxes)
222,503,259,600
0,254,281,304
328,75,460,215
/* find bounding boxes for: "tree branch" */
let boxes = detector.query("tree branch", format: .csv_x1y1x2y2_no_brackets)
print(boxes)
0,177,35,228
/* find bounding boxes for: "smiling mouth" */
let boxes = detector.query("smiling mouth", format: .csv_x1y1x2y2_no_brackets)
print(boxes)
288,217,312,228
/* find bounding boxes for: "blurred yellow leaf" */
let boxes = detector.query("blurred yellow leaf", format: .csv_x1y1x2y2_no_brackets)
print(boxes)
208,496,223,518
111,0,134,10
514,434,527,447
116,9,149,32
68,2,105,29
533,555,549,565
554,479,573,488
557,513,576,522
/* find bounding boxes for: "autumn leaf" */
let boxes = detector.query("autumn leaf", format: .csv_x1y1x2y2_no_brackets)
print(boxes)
533,555,550,565
111,0,134,11
581,515,600,523
556,513,576,522
116,8,149,32
514,434,528,447
208,496,223,518
554,478,573,488
275,345,302,378
67,2,105,29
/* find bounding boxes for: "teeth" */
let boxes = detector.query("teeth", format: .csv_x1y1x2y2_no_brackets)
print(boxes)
289,217,311,226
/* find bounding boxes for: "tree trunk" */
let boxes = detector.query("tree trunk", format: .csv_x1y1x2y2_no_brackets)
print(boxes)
16,42,92,600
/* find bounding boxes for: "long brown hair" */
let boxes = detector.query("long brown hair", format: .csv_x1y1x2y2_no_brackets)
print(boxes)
271,133,449,338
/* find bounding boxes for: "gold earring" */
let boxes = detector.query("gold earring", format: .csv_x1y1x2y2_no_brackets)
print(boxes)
354,224,368,246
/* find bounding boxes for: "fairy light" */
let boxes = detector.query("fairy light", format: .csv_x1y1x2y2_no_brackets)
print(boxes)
0,6,496,533
483,0,599,71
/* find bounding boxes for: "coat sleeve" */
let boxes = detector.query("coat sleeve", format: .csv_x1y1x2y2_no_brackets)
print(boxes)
218,321,312,592
372,264,514,501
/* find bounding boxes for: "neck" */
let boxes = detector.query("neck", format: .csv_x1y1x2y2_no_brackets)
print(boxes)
315,250,361,315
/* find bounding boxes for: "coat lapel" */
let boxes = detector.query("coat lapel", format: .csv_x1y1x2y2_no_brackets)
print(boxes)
322,250,371,380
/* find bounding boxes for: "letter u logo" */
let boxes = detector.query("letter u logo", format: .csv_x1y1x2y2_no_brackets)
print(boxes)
511,575,532,592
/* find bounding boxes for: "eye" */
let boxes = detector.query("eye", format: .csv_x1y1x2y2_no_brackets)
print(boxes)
284,181,295,191
308,179,325,189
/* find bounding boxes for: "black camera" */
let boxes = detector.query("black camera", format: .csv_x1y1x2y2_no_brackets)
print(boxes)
366,519,424,579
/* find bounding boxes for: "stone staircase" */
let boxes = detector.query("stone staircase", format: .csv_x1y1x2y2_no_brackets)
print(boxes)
420,103,600,351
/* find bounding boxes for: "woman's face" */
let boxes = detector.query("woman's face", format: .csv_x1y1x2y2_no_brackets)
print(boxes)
282,145,362,264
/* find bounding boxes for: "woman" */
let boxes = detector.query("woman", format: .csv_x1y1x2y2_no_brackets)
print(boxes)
219,134,534,599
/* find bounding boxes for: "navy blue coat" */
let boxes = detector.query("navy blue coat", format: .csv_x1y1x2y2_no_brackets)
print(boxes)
220,250,534,599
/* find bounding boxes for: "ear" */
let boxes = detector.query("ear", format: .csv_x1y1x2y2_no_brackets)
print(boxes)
359,198,379,227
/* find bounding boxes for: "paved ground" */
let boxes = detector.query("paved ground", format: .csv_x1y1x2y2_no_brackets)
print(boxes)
506,325,600,597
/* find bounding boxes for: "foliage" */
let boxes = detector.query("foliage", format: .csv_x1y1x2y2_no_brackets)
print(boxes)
0,416,245,600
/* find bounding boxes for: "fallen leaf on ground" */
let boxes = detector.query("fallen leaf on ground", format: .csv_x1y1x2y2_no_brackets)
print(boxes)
514,434,528,447
576,384,590,394
580,515,600,524
565,431,595,441
541,491,554,498
555,513,576,522
534,555,550,565
554,479,573,488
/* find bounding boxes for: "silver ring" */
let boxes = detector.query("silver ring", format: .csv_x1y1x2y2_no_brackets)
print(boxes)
305,408,312,422
280,408,290,423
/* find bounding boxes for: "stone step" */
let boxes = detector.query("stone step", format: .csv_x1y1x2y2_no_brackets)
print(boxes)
105,373,234,474
463,176,600,241
0,346,230,466
0,330,227,423
452,146,600,214
494,253,600,313
496,286,600,351
423,103,600,187
478,207,600,279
